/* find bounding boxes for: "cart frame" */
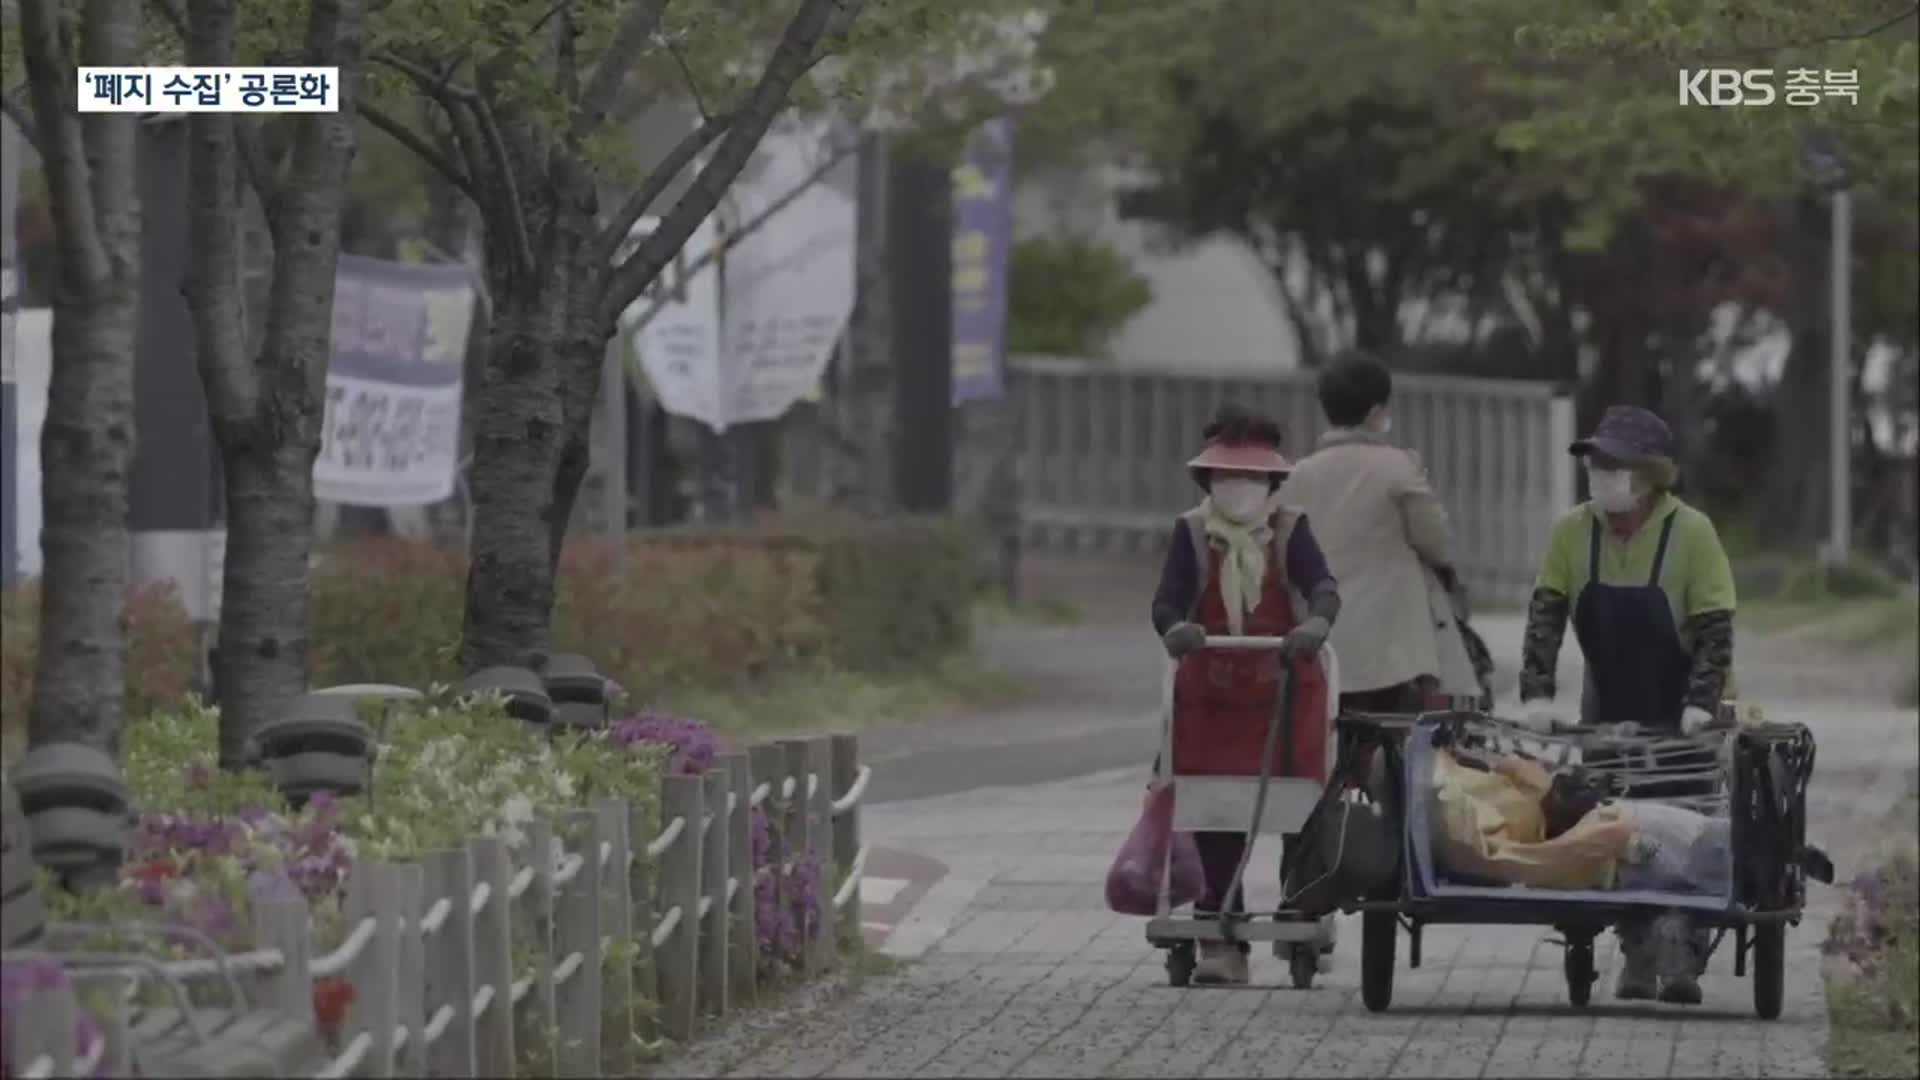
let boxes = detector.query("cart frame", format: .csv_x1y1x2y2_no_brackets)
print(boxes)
1319,709,1816,1019
1143,635,1343,988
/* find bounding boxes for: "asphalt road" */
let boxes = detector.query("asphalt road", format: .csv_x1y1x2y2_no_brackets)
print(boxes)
861,616,1522,805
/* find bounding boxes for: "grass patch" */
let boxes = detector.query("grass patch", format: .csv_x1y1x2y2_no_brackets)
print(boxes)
1823,788,1920,1080
657,652,1029,739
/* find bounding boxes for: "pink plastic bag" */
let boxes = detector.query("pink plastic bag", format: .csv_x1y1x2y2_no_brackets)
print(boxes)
1105,782,1206,916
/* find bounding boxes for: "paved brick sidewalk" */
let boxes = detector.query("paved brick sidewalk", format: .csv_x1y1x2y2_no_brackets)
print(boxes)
658,597,1915,1079
661,700,1914,1079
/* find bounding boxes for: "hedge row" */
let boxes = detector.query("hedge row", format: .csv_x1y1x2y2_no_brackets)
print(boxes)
0,514,978,732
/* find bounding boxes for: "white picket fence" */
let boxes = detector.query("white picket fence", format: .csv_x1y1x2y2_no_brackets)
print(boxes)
10,734,870,1079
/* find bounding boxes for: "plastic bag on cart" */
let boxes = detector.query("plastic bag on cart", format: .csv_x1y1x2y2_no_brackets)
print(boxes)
1429,748,1635,890
1612,800,1733,896
1106,782,1205,916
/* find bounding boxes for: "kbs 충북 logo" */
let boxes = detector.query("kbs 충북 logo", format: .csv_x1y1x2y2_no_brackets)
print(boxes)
1678,68,1860,107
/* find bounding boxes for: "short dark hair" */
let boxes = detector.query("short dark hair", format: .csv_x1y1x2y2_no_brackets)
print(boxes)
1200,402,1283,448
1317,352,1394,427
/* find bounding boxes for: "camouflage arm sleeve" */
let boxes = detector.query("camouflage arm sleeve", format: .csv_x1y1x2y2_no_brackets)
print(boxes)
1519,587,1571,701
1682,609,1735,712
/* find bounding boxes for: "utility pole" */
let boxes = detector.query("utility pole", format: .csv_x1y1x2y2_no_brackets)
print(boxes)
1802,132,1853,567
889,146,955,513
130,117,224,693
1827,184,1852,566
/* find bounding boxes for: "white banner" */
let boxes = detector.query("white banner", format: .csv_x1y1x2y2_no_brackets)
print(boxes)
620,117,856,431
314,372,464,506
313,256,475,506
717,118,857,426
622,214,725,431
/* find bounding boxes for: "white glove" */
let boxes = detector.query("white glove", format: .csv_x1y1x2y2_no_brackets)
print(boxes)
1501,693,1565,733
1681,706,1715,735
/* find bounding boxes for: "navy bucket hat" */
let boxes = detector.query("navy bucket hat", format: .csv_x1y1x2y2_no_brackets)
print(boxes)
1569,405,1675,465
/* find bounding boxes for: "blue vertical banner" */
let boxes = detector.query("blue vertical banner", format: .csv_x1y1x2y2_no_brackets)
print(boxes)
950,116,1015,404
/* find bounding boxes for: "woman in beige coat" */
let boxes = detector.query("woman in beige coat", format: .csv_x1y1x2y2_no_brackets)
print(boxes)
1281,354,1481,712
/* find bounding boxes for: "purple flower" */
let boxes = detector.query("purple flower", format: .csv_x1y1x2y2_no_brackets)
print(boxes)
1,957,105,1078
611,712,723,775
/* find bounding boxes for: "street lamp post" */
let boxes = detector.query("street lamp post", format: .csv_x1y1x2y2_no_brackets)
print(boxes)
1801,133,1853,567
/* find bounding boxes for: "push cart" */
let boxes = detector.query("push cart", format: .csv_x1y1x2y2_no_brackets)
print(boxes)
1144,634,1342,989
1296,708,1822,1020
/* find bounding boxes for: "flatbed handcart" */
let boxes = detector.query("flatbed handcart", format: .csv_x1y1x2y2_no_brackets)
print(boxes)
1286,708,1824,1019
1145,634,1343,989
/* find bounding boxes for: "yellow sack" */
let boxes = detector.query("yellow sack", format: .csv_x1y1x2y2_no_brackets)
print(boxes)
1430,749,1631,890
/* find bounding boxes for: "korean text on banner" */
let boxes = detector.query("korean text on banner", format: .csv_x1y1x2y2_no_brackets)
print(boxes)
621,213,725,432
315,256,476,507
720,120,858,427
951,116,1015,405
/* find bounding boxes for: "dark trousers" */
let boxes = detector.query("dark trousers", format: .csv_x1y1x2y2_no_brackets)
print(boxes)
1195,830,1248,916
1338,677,1436,716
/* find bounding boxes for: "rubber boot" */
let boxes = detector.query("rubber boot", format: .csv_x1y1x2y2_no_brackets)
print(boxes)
1654,912,1704,1005
1614,922,1658,1001
1194,942,1250,985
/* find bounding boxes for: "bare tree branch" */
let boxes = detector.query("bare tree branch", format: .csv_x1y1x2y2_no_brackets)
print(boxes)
373,50,479,101
600,0,864,325
590,113,731,265
667,39,713,120
19,0,111,289
0,85,40,153
578,0,669,126
361,99,480,203
468,90,536,277
372,49,533,275
184,0,256,422
619,135,858,333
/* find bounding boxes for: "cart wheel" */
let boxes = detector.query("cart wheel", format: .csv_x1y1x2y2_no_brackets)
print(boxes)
1751,923,1785,1021
1166,942,1196,988
1288,946,1318,989
1563,939,1596,1008
1361,911,1396,1013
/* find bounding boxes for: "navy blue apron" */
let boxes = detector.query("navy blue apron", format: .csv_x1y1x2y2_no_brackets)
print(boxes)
1573,510,1707,798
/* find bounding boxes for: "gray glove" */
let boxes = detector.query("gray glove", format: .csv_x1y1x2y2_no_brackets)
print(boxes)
1162,622,1205,658
1280,616,1330,661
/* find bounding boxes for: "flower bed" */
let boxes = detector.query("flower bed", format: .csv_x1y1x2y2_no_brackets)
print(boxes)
3,694,833,1074
1823,851,1920,1076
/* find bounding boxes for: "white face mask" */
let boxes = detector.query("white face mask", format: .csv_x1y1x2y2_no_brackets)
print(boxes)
1587,467,1640,513
1367,407,1392,435
1210,477,1270,523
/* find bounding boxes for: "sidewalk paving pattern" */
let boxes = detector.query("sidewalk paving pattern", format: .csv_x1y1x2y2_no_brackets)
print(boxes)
664,603,1916,1078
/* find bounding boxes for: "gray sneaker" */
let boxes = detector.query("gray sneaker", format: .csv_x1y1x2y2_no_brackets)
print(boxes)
1194,942,1250,985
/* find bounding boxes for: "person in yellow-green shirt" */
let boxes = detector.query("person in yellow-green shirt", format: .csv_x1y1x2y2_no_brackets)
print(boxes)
1514,404,1737,1007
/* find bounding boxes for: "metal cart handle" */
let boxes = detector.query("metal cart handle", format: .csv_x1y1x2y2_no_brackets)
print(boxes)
1197,634,1294,651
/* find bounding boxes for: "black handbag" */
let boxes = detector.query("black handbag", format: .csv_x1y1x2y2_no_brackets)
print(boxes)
1281,743,1403,914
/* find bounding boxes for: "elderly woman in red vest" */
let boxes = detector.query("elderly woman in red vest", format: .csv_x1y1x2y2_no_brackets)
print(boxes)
1150,403,1341,985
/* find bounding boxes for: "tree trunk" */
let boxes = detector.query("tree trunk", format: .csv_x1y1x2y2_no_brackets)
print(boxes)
19,0,142,753
460,271,574,671
188,0,362,767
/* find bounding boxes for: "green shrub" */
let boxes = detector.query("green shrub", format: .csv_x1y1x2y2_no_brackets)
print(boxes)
637,512,979,673
7,514,979,725
0,581,198,747
1007,234,1153,357
309,537,831,700
1775,557,1906,603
